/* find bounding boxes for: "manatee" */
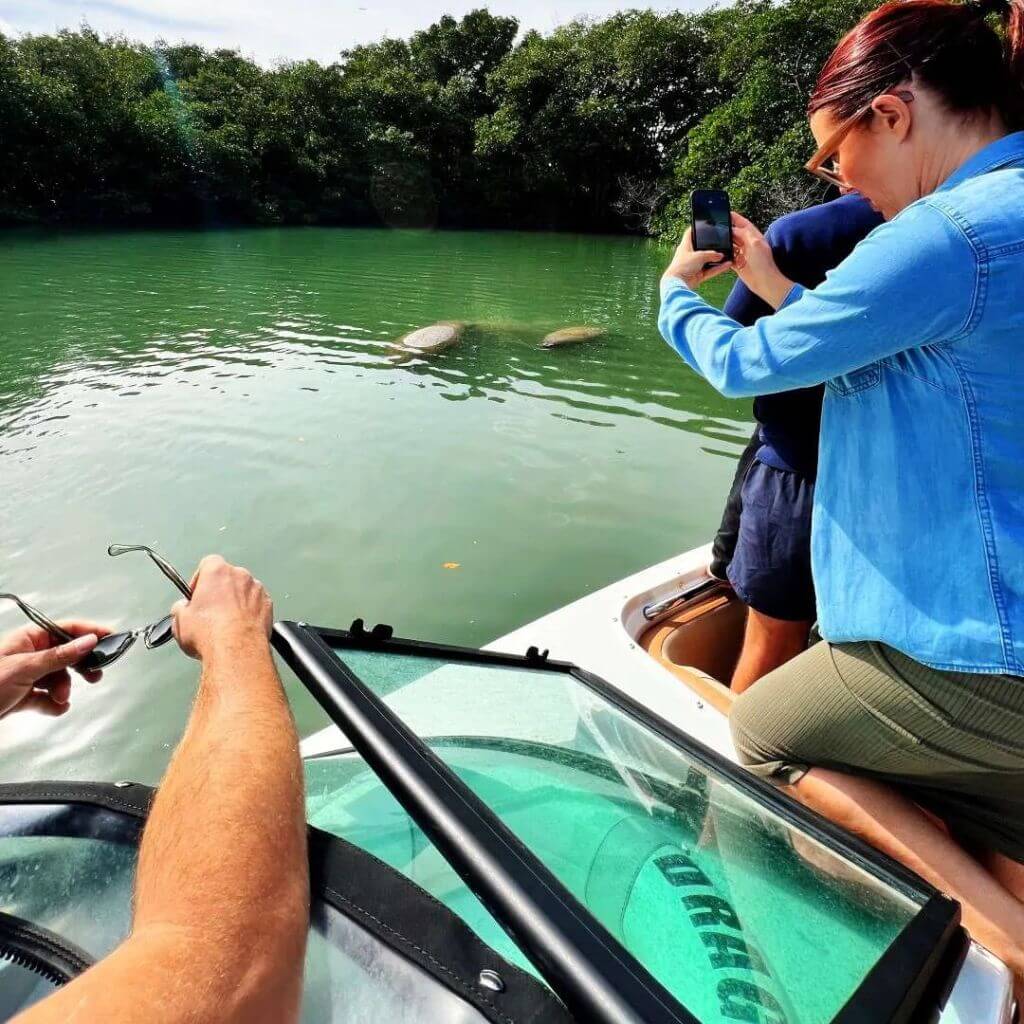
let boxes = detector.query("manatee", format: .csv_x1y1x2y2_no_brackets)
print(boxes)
396,321,464,355
540,325,606,348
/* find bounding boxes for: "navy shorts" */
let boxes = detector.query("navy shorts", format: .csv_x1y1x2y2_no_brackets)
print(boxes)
726,459,816,622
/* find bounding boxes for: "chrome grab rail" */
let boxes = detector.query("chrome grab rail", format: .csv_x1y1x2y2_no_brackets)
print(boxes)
641,576,721,622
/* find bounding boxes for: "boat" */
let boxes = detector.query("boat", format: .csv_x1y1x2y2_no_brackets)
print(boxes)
0,543,1015,1022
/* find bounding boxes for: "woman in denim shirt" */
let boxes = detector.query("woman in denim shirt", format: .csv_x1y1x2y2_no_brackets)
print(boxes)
659,0,1024,990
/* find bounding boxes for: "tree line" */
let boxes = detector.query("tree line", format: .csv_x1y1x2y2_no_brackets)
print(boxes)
0,0,873,236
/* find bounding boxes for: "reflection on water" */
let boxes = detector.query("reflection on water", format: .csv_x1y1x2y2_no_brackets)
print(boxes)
0,226,750,784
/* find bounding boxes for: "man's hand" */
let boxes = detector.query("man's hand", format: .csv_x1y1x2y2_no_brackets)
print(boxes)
661,227,733,289
730,212,797,310
0,623,108,719
171,556,272,662
16,554,305,1024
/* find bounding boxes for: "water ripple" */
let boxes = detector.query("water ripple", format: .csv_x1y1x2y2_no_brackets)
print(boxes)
0,225,753,784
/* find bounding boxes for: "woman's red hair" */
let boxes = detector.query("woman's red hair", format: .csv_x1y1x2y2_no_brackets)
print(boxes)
809,0,1024,126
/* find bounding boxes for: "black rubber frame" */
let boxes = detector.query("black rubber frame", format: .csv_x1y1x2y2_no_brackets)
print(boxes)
0,782,571,1024
273,620,965,1024
0,909,95,987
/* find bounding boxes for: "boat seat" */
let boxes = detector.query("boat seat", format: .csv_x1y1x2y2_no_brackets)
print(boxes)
639,590,746,716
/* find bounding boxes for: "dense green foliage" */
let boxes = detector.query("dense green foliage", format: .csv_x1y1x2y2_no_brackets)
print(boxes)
0,1,874,233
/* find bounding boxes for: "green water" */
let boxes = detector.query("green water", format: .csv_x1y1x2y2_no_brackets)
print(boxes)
0,226,748,784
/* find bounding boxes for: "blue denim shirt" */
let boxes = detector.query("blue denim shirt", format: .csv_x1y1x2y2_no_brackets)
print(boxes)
659,132,1024,674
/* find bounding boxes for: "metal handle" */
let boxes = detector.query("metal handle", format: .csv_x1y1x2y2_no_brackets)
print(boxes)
641,576,720,621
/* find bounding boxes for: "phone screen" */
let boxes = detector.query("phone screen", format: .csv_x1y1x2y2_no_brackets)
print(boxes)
691,190,733,259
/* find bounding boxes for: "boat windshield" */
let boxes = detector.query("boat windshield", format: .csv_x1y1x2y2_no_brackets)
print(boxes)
303,639,925,1024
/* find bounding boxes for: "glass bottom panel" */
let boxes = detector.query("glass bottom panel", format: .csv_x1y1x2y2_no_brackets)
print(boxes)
311,637,923,1024
306,753,541,981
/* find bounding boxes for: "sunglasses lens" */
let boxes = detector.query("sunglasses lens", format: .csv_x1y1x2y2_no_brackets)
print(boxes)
77,631,137,671
144,615,175,650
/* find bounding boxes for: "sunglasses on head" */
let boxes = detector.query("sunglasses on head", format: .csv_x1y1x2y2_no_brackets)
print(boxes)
0,544,192,672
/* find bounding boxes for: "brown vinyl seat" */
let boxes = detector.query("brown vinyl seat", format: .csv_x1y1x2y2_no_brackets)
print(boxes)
639,587,746,715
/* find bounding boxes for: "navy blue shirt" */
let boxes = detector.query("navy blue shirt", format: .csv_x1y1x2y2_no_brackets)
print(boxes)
723,193,883,477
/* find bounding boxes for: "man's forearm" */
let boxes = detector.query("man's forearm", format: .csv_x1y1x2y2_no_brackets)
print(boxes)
16,638,309,1024
135,640,309,1016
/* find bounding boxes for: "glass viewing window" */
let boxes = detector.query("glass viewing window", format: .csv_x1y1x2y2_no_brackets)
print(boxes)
278,623,960,1024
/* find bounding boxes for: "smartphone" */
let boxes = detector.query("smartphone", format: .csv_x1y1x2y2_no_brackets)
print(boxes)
691,189,734,262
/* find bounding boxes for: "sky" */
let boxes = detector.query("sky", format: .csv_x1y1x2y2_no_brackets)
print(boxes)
0,0,712,66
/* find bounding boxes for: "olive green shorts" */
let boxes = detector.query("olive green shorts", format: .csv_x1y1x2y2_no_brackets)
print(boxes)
730,640,1024,861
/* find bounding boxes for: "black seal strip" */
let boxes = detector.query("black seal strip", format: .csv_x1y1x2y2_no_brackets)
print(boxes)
0,909,95,986
0,782,570,1024
0,781,154,821
307,827,571,1024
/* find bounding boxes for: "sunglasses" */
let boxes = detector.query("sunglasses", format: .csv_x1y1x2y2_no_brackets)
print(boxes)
0,544,192,672
805,89,914,188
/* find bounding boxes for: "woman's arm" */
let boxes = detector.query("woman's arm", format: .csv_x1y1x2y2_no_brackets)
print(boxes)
658,200,978,398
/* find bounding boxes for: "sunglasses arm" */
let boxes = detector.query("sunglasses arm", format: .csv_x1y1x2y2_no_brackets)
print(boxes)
149,552,193,600
0,594,74,643
107,545,192,599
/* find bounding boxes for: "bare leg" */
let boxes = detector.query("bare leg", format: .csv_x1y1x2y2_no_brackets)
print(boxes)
793,767,1024,997
978,849,1024,904
731,607,812,693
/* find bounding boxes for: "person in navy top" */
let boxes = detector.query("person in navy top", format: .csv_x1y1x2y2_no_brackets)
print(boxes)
710,192,883,692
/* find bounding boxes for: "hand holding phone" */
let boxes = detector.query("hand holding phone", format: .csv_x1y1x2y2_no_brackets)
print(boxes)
661,190,736,289
691,189,734,263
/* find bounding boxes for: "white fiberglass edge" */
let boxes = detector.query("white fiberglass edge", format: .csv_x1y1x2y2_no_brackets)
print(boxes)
300,544,729,759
